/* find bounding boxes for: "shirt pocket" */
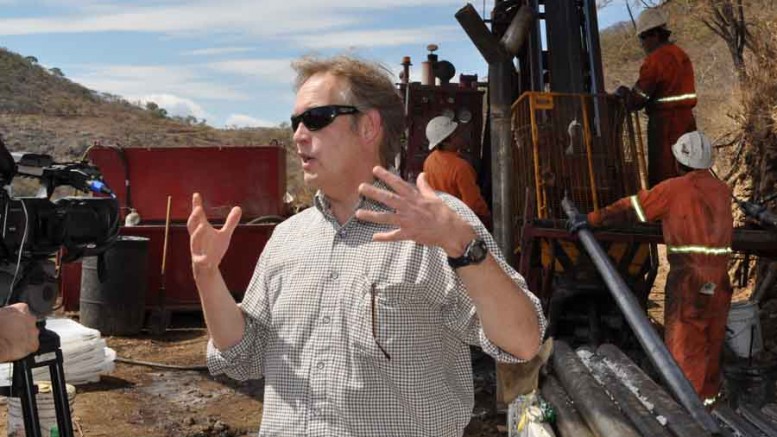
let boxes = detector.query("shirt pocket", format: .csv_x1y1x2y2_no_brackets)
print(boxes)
348,280,437,362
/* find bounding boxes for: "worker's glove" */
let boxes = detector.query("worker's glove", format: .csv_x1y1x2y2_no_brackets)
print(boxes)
614,86,630,99
566,213,589,233
740,201,777,229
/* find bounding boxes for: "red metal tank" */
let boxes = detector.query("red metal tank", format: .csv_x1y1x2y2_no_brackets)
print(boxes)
60,145,286,312
87,145,286,222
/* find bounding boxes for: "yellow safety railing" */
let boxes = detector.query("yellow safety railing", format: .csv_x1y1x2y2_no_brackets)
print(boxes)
511,92,644,221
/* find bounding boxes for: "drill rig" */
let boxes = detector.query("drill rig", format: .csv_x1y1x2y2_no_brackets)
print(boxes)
397,1,777,435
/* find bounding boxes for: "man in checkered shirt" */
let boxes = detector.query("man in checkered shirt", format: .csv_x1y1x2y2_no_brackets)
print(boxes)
187,55,546,437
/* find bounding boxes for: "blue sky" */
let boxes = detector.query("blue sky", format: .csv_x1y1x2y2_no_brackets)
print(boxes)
0,1,637,128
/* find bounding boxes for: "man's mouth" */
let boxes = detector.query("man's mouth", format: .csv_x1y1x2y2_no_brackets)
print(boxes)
299,153,314,166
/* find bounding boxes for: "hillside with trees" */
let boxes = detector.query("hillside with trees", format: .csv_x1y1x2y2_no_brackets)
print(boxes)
0,47,309,203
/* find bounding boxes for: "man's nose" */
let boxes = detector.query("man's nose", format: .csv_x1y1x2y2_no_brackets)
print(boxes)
293,122,310,143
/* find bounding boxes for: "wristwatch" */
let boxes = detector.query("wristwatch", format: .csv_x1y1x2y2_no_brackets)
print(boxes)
447,238,488,269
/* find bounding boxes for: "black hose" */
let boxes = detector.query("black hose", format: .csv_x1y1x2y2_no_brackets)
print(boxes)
115,356,207,371
246,215,285,225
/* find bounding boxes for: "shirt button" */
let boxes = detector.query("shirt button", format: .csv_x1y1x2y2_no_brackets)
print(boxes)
316,361,325,370
338,229,347,238
312,408,321,417
322,316,331,324
329,271,339,280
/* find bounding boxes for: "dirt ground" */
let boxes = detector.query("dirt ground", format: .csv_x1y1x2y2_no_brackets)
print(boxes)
0,313,507,437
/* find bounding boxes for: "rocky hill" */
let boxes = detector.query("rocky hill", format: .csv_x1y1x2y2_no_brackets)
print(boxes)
0,47,308,201
0,48,295,155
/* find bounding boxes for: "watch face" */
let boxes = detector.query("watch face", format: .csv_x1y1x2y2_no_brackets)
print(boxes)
467,239,488,262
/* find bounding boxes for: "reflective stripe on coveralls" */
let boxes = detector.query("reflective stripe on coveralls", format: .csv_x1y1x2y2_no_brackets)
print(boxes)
667,246,732,255
655,93,697,103
630,195,732,255
631,89,698,104
630,195,647,222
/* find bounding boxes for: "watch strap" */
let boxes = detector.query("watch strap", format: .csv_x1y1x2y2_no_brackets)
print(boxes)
447,238,488,269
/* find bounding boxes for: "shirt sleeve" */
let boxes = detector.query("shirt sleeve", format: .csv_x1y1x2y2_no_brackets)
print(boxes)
637,178,672,222
438,194,547,364
453,161,491,220
630,54,661,109
588,195,637,226
206,241,274,381
587,179,673,226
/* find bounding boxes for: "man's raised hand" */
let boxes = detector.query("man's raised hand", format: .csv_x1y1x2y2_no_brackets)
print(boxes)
187,193,242,278
355,167,475,257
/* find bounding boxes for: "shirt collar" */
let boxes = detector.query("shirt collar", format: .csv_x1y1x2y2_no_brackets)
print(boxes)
313,175,396,221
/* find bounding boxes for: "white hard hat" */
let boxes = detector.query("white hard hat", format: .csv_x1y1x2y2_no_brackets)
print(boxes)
671,131,713,169
426,115,458,151
636,8,668,36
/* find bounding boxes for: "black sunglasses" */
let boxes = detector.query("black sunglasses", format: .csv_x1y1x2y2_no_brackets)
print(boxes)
290,105,359,132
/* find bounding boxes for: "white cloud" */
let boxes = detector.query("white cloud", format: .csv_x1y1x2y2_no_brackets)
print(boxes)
0,0,464,37
225,114,277,128
0,1,352,37
289,25,463,50
69,64,246,101
207,59,293,83
183,46,253,56
137,93,208,120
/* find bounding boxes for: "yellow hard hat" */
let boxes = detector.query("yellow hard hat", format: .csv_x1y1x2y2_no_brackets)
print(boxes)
636,8,668,36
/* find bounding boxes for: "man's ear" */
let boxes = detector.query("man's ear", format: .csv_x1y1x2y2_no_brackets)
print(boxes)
360,109,382,145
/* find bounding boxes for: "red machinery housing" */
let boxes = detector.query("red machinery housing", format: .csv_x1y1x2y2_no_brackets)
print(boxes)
60,145,286,312
397,50,486,186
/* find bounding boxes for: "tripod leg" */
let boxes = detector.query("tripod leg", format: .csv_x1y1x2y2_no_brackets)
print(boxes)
13,359,42,437
49,349,74,437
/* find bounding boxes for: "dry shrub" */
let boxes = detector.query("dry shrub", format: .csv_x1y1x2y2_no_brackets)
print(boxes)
737,17,777,206
726,12,777,302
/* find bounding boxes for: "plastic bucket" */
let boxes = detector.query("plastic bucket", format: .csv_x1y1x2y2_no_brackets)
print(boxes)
723,362,777,409
725,301,763,358
6,382,76,437
79,236,149,336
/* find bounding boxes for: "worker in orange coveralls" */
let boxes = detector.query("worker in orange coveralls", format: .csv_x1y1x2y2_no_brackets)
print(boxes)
616,8,697,187
587,131,732,403
423,115,491,227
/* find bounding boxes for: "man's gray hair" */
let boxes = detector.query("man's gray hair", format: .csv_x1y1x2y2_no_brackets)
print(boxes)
292,55,405,167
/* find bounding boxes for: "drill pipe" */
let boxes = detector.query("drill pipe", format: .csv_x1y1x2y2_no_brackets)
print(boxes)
751,261,777,305
457,3,534,266
553,341,642,437
562,197,719,434
738,404,777,437
579,347,673,437
540,375,594,437
714,404,763,437
596,343,710,437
